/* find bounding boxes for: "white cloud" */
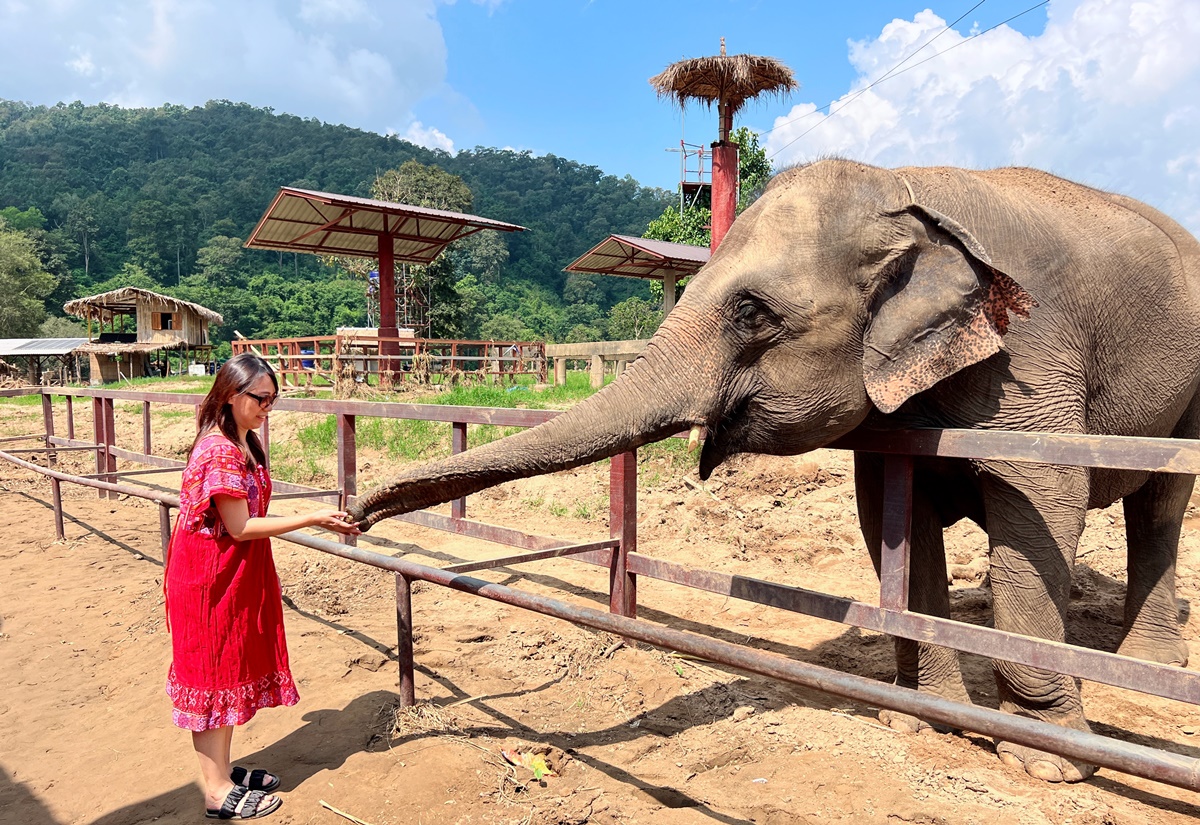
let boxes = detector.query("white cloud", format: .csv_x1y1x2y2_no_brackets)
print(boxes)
404,120,455,153
0,0,451,140
765,0,1200,233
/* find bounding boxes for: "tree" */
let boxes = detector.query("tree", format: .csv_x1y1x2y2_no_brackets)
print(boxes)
606,297,663,340
192,235,247,288
0,221,56,337
733,126,771,212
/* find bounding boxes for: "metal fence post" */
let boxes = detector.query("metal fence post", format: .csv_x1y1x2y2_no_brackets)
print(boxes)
92,397,105,499
41,392,56,467
451,421,467,519
260,417,270,472
159,502,172,556
337,413,357,546
879,453,914,612
50,477,64,540
103,397,117,499
65,396,74,440
395,573,416,707
609,450,638,619
142,401,152,456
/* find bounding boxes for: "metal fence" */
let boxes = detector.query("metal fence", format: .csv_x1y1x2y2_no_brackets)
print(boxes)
7,384,1200,793
233,334,548,388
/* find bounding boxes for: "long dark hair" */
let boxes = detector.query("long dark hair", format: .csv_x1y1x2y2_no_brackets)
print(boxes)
189,353,278,469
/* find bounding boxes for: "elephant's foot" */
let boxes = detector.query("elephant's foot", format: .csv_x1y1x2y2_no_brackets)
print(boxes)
996,740,1095,783
879,675,972,734
1117,633,1189,667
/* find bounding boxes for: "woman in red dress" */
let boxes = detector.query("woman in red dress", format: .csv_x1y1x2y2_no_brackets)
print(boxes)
166,353,360,820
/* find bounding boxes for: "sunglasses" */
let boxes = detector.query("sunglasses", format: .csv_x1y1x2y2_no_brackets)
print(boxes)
241,390,279,408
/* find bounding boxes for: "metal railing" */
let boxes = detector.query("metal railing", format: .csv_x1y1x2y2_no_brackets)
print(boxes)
7,383,1200,792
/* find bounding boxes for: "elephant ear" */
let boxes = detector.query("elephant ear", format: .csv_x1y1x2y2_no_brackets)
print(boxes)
862,205,1037,414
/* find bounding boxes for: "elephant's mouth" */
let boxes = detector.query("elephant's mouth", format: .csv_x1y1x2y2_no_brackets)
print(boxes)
697,401,748,480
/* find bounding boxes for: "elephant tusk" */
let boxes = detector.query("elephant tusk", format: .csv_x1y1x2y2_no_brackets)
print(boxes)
687,426,703,453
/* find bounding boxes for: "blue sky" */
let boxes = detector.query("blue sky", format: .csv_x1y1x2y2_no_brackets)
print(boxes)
3,1,1200,231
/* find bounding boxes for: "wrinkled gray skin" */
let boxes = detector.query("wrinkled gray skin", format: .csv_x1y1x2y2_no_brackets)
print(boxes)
349,160,1200,783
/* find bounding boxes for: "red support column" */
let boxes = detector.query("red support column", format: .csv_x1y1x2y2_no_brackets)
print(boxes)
377,233,399,383
710,141,739,252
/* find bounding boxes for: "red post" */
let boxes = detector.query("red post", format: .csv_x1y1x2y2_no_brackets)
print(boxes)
377,233,399,380
609,450,638,619
710,141,739,252
65,396,74,440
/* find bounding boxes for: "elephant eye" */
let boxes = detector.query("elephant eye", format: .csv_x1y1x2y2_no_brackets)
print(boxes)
735,299,767,329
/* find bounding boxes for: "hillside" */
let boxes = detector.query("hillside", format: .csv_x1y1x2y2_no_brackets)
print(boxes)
0,98,671,346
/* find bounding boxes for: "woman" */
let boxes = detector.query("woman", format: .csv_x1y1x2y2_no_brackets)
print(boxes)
165,353,359,820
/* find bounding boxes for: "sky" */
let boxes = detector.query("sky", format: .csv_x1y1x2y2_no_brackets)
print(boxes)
3,0,1200,232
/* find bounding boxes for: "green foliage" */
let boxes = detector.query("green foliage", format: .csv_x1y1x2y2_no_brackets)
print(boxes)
733,126,771,213
38,315,86,338
0,98,670,343
0,220,56,337
606,297,663,340
643,204,712,248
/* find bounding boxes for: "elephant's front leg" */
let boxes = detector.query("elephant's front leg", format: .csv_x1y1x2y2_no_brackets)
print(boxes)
854,453,971,732
981,460,1095,783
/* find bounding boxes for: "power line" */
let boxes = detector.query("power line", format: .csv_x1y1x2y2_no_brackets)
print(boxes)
765,0,1050,160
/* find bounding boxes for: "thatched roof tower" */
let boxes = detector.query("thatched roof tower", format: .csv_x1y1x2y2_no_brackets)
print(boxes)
649,38,797,141
649,39,797,251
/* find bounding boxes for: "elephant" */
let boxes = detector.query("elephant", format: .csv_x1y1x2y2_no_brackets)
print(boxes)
348,159,1200,784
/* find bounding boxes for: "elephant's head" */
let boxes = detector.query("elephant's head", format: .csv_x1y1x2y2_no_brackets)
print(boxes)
348,159,1035,529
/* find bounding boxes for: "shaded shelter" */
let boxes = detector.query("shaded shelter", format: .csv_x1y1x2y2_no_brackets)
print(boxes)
0,338,87,384
64,288,222,383
565,234,709,315
244,187,526,371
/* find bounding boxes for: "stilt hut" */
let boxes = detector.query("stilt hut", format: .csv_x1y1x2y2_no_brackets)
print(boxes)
63,288,223,384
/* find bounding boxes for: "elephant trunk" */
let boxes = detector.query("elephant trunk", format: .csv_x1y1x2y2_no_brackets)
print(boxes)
347,322,716,530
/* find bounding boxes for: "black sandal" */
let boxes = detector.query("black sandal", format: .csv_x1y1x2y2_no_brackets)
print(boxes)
205,785,282,820
231,766,281,792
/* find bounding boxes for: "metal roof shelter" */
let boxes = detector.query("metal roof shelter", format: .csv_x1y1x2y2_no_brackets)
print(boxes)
565,234,709,314
245,187,527,357
244,187,526,263
0,338,86,357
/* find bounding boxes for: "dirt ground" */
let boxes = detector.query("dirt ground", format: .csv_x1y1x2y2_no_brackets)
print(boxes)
4,389,1200,824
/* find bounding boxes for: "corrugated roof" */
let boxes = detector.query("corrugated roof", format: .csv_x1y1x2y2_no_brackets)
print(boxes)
244,187,527,263
565,234,710,281
0,338,87,357
64,287,223,325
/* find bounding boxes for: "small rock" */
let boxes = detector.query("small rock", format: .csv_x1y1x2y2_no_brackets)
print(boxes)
732,706,756,722
1183,725,1197,735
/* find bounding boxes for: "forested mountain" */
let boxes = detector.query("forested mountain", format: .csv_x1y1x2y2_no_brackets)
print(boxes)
0,98,672,348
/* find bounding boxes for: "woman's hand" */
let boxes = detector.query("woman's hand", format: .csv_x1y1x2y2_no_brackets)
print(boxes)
306,509,362,535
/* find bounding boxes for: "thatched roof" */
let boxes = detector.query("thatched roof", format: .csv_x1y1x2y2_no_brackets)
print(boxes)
649,51,797,115
64,288,223,325
75,341,199,356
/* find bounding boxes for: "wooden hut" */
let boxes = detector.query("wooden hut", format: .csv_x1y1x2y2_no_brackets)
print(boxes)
63,288,223,384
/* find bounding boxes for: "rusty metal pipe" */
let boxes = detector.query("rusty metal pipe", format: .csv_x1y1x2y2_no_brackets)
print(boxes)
282,530,1200,793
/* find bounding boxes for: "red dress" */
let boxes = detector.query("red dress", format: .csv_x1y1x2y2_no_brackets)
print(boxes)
165,432,299,731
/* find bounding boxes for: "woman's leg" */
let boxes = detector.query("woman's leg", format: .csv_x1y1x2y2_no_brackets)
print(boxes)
193,726,280,812
193,727,236,808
